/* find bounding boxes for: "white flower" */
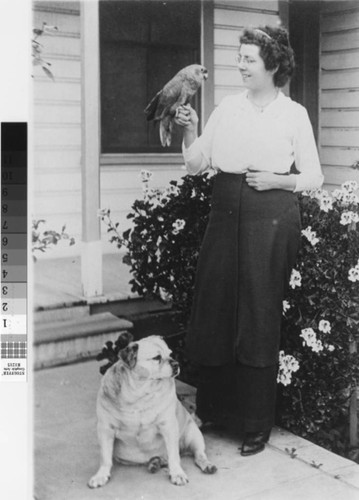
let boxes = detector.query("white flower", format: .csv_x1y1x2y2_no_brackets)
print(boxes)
143,188,151,199
318,320,331,334
140,169,153,182
333,187,358,206
342,180,358,193
350,194,359,205
301,226,319,246
311,339,324,353
342,192,355,206
277,372,292,386
300,328,324,353
282,300,290,314
158,287,172,303
300,327,316,345
348,266,359,282
172,219,186,235
332,189,345,202
317,189,330,199
277,351,300,386
289,269,302,289
326,345,335,352
167,184,180,196
304,188,323,199
319,196,333,213
97,208,110,217
150,198,164,209
340,212,355,225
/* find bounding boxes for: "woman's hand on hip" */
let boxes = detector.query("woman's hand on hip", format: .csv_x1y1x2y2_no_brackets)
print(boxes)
174,104,198,132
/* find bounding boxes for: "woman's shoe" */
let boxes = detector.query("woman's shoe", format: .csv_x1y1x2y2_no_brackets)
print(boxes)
240,430,271,456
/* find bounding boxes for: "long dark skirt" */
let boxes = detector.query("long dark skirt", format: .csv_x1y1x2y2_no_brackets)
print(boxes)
196,362,278,432
186,172,301,368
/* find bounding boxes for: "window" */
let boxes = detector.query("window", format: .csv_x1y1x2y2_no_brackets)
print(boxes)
100,0,201,154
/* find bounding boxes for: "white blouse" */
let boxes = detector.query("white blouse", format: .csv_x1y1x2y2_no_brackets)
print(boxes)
182,90,324,193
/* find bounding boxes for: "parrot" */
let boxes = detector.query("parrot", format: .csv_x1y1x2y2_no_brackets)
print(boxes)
144,64,208,147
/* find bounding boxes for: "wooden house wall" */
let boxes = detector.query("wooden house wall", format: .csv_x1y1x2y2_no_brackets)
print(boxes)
33,1,82,257
213,1,280,104
319,1,359,189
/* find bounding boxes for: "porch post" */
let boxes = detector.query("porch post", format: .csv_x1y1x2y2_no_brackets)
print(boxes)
201,0,215,125
80,0,103,297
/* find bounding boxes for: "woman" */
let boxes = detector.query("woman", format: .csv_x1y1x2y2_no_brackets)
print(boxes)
174,25,323,456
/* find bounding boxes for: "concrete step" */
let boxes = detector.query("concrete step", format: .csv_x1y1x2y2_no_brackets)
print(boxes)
34,312,133,370
90,296,172,318
34,304,90,324
34,297,170,325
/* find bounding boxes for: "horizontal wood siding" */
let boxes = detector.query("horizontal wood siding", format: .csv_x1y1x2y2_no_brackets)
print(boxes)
33,1,82,258
213,1,280,105
100,159,185,254
320,1,359,189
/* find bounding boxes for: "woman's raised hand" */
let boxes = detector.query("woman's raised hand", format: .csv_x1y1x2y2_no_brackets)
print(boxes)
174,104,199,131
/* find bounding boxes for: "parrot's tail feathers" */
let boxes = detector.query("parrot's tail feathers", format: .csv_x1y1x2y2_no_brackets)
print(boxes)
159,119,172,147
144,91,162,121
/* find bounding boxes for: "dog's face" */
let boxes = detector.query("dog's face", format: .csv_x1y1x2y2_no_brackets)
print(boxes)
120,336,180,380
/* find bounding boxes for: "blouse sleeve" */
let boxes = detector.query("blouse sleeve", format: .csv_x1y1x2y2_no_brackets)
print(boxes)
182,104,222,175
293,106,324,192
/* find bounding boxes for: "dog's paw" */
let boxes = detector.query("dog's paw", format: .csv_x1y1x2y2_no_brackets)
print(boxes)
169,468,189,486
195,454,217,474
88,468,111,489
148,456,167,474
202,463,217,474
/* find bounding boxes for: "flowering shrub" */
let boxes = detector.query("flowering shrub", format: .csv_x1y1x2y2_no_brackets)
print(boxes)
102,171,359,457
32,219,75,261
277,182,359,456
100,169,216,321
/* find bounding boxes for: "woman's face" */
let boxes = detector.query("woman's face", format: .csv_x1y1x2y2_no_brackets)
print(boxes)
237,44,276,90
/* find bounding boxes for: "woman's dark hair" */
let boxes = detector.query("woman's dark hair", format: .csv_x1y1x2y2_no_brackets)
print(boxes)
239,26,295,88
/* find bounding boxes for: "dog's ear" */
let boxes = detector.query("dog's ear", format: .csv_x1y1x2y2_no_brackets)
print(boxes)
119,343,138,369
114,331,134,354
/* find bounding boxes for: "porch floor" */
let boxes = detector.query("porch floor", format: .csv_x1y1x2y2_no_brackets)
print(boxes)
33,256,359,499
34,360,359,500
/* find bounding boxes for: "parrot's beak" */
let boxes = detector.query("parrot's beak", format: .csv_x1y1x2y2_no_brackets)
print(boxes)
203,70,209,80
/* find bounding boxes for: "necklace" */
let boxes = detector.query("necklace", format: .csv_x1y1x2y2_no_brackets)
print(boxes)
247,89,279,113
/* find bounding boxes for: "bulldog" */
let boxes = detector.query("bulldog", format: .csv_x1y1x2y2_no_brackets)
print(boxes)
88,335,217,488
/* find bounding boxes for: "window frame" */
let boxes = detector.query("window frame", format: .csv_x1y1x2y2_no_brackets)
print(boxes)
99,0,215,165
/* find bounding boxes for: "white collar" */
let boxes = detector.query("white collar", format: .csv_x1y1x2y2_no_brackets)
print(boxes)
234,89,289,117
